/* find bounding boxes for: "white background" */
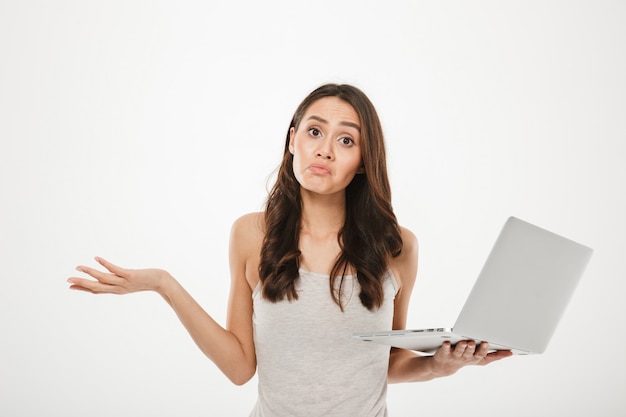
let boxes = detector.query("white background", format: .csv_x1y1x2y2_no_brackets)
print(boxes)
1,1,625,416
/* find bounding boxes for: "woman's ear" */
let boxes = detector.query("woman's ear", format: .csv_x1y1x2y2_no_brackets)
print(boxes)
288,127,295,155
357,164,365,174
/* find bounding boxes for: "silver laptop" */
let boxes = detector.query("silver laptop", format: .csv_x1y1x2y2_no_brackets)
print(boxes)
353,217,593,355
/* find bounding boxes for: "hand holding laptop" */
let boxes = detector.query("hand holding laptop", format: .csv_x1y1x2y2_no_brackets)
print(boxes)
430,341,513,376
388,339,513,382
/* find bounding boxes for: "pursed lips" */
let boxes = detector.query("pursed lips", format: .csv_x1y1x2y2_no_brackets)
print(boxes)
307,163,331,175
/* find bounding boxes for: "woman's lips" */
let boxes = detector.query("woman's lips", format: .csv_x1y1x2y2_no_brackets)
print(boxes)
308,163,331,175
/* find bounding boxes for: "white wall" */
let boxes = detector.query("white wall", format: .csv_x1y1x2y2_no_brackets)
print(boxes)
1,1,624,415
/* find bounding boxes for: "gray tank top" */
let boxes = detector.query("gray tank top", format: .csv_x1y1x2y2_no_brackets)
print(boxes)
250,269,399,417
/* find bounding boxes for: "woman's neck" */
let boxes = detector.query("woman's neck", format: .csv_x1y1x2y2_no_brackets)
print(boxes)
299,189,346,238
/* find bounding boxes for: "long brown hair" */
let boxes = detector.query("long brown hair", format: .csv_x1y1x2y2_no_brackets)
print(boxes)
259,83,402,311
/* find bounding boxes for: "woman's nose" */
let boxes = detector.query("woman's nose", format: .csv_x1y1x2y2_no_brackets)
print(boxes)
315,139,333,160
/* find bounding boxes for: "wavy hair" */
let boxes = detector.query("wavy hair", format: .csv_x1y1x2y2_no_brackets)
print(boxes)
259,84,402,311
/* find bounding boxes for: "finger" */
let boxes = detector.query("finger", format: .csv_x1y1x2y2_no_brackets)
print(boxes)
487,350,513,361
475,342,490,357
478,349,513,365
67,277,122,294
434,341,452,359
75,265,125,286
67,279,94,293
452,342,468,357
462,341,477,358
95,257,127,276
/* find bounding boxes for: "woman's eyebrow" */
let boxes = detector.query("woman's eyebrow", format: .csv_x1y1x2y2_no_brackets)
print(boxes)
306,115,361,132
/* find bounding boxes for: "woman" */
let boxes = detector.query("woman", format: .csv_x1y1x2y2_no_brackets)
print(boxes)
68,84,511,416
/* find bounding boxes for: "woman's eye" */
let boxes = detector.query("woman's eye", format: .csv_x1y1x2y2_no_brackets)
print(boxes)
340,137,354,146
308,128,321,137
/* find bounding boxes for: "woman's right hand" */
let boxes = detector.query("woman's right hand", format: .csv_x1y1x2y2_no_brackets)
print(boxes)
67,257,170,295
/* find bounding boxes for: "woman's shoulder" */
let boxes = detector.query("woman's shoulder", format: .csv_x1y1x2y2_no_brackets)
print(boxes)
398,225,418,255
389,225,419,291
230,212,265,248
232,212,265,229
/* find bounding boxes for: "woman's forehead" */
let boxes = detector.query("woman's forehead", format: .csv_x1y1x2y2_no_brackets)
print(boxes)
302,97,361,127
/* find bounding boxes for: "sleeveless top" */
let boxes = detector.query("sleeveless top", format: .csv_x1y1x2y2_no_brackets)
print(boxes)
249,269,399,417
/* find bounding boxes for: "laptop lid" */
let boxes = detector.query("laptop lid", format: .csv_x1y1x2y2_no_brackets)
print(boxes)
452,216,593,354
353,217,593,354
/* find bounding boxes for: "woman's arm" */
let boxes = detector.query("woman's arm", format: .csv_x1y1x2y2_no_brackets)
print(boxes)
387,227,511,383
67,214,260,385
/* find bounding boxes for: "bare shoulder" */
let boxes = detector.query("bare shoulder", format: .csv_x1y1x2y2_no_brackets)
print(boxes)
394,225,418,268
389,225,419,293
230,212,265,248
230,212,265,290
399,226,418,256
232,211,265,228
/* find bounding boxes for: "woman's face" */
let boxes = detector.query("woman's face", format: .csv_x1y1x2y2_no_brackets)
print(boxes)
289,96,363,198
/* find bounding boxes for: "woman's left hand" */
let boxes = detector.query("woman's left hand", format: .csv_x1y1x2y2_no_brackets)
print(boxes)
430,341,513,377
